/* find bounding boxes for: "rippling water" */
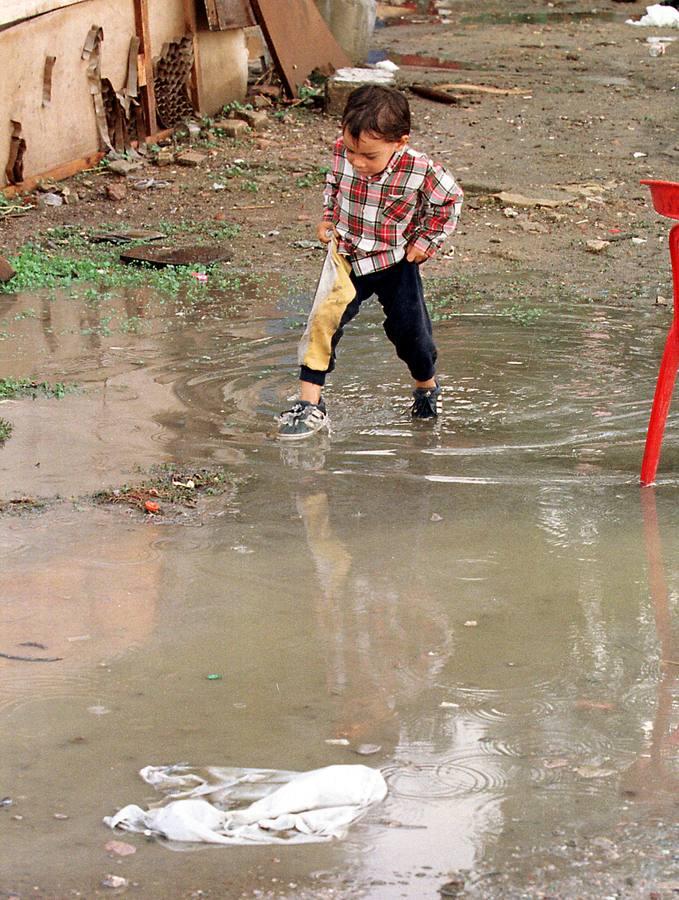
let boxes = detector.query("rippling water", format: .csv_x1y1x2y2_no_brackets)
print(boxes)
0,284,677,897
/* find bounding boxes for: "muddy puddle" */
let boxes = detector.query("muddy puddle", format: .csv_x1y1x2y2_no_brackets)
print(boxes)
1,278,678,898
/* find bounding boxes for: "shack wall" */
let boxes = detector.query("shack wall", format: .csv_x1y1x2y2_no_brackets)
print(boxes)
0,0,136,186
196,29,248,115
0,0,249,188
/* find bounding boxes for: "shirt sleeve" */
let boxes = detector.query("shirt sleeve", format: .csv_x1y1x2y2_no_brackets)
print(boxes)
321,137,344,223
408,162,463,257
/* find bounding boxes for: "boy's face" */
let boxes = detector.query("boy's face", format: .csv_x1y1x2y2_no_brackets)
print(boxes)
342,129,409,178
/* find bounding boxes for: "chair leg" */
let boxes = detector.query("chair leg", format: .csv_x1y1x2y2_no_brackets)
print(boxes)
641,325,679,485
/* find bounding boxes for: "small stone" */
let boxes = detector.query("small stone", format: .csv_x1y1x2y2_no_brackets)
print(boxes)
354,743,382,756
105,840,136,856
107,159,140,176
234,109,269,131
105,183,128,202
177,149,207,167
53,813,69,820
40,192,64,207
214,119,250,139
0,256,16,283
102,874,128,888
586,239,610,254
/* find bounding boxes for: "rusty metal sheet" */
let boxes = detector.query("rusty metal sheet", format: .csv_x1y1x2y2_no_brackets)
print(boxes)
249,0,350,98
202,0,255,30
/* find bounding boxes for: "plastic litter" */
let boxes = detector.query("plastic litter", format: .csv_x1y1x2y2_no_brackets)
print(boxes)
627,3,679,26
104,763,387,845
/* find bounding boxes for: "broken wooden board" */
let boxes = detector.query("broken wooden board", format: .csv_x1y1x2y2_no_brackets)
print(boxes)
89,228,165,244
432,82,525,96
411,82,524,105
249,0,350,98
120,245,232,267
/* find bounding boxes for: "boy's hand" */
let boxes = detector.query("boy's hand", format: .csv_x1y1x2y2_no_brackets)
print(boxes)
317,222,338,244
406,244,429,264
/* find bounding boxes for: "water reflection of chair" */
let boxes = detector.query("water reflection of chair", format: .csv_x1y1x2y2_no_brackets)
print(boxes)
621,490,679,800
639,180,679,485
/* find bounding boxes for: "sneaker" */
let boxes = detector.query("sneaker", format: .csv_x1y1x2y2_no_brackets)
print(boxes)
411,382,442,419
277,400,329,440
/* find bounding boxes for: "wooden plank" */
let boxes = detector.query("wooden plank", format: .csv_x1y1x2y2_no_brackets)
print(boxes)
182,0,204,114
249,0,350,98
133,0,158,136
203,0,255,30
1,152,104,199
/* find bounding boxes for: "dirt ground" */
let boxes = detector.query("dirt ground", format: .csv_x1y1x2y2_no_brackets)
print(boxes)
2,0,678,311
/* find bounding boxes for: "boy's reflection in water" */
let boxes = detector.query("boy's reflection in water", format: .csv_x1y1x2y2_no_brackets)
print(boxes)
282,441,452,752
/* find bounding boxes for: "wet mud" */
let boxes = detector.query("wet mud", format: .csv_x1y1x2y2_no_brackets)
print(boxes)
1,277,677,899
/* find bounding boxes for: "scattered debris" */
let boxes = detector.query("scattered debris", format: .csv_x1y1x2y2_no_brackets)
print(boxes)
101,874,129,889
39,192,65,207
89,228,165,244
0,256,16,283
94,465,240,517
154,147,175,167
177,149,208,168
132,178,171,190
495,191,576,209
250,0,350,98
106,158,141,177
586,239,611,253
326,67,395,115
0,649,63,662
213,118,251,138
353,744,382,756
119,244,231,267
105,182,128,202
105,840,136,857
233,109,269,132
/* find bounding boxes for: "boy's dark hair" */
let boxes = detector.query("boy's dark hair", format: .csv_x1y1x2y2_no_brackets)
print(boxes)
342,85,411,142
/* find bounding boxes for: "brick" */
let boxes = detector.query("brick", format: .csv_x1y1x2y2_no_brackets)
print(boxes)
176,149,208,167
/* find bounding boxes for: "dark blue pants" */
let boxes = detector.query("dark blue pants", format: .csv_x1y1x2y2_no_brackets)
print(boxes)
300,258,437,387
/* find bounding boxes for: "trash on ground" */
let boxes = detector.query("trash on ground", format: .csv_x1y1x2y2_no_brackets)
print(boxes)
133,178,171,191
495,190,576,209
375,59,399,71
626,3,679,26
89,228,165,244
101,874,129,888
104,763,387,845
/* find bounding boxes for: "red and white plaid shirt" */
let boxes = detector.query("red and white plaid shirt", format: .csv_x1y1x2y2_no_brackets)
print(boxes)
322,137,463,275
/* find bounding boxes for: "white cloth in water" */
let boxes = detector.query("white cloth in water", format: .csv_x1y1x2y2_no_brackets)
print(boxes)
627,4,679,26
104,763,387,845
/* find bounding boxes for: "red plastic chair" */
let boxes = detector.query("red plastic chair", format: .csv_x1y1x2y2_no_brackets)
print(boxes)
640,180,679,485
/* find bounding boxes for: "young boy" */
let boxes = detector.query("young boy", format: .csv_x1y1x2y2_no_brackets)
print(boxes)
278,84,463,439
